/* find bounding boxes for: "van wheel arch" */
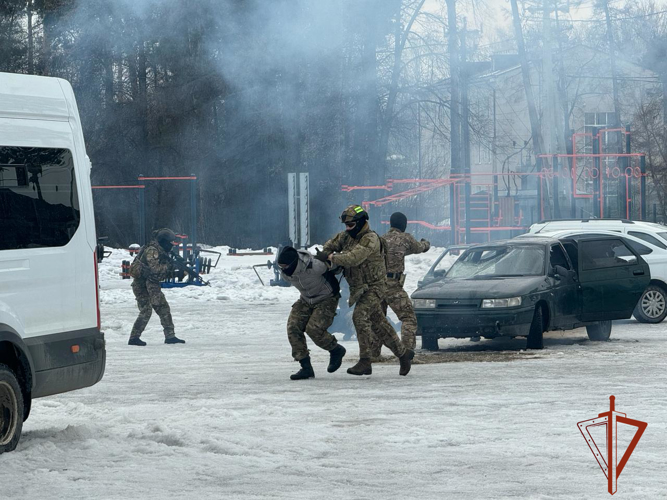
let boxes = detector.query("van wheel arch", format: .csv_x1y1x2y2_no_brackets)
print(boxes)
0,336,34,422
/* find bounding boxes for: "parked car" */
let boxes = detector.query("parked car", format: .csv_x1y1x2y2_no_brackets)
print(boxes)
529,219,667,248
0,72,106,454
412,235,650,351
520,229,667,323
417,244,470,288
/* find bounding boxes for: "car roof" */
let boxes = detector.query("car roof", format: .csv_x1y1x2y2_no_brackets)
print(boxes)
532,219,667,232
533,229,667,250
469,236,557,248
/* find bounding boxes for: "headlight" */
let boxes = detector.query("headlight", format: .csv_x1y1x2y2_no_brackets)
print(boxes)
481,297,522,308
413,299,436,308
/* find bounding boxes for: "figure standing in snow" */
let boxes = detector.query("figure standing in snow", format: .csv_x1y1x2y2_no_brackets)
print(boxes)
278,246,346,380
370,212,430,357
128,228,185,346
319,205,413,376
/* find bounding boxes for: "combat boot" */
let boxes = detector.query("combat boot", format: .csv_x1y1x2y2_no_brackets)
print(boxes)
399,349,414,376
327,345,346,373
347,358,372,376
291,357,315,380
164,336,186,344
128,337,146,346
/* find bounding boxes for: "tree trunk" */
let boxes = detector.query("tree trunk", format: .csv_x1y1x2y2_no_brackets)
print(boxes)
27,1,34,74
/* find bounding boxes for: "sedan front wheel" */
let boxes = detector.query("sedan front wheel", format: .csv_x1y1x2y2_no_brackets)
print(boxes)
633,285,667,324
586,320,612,341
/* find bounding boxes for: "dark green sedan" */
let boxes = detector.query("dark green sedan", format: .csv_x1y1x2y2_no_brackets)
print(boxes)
412,235,651,350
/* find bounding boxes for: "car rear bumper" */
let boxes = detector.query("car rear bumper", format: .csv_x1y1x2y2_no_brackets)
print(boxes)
416,307,534,338
25,328,106,398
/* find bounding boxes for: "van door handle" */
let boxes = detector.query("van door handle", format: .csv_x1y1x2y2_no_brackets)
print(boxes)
633,270,645,276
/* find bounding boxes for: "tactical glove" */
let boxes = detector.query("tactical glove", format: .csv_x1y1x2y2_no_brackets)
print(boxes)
314,248,330,263
421,238,431,252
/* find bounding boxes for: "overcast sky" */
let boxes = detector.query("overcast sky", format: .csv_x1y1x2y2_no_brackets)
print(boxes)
421,0,667,50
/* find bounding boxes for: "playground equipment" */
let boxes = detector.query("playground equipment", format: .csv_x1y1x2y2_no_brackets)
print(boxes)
341,128,648,244
94,174,220,287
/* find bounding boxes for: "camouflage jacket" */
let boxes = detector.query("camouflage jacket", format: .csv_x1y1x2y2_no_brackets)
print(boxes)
383,227,430,274
136,241,174,282
323,223,386,304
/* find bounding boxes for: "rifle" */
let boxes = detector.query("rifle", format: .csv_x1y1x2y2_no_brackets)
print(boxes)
169,251,211,286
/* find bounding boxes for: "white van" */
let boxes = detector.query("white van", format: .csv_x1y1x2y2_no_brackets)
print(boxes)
529,219,667,249
0,72,105,453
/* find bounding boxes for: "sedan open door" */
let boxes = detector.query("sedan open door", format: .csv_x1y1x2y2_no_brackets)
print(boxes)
569,236,651,322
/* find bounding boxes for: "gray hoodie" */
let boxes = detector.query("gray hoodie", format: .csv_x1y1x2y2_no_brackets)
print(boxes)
280,250,339,305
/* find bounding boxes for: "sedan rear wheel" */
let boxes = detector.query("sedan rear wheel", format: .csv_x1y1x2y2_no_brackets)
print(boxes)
586,320,612,341
633,285,667,324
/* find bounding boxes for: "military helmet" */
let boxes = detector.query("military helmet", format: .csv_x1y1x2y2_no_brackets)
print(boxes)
340,205,369,225
155,228,177,246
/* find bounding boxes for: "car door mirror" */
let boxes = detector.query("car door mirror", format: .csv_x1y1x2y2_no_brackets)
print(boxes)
433,269,447,278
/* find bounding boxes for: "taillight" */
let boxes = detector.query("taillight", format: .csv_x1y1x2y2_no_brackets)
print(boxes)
94,250,101,331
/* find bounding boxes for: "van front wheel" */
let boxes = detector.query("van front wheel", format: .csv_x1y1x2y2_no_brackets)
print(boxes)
0,364,24,454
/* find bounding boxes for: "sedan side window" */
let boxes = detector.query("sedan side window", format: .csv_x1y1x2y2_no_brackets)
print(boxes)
550,244,571,270
628,231,667,249
581,239,637,270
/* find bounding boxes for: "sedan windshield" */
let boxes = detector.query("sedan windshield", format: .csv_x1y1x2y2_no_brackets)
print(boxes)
447,245,545,279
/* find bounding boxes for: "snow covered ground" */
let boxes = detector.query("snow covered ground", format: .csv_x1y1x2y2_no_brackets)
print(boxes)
2,245,666,499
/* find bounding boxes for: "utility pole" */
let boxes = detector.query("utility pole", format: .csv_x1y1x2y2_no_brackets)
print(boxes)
554,2,576,217
461,18,474,243
446,0,461,243
511,0,548,218
541,1,562,218
602,0,621,126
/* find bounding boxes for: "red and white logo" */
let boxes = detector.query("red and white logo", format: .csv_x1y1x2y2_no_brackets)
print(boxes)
577,396,648,495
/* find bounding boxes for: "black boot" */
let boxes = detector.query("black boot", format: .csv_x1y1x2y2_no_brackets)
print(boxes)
327,345,346,373
347,358,372,376
128,337,146,346
399,349,414,376
164,336,186,344
291,357,315,380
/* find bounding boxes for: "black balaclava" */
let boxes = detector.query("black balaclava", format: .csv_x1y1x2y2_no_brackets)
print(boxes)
347,218,367,238
156,228,177,252
278,246,299,276
390,212,408,232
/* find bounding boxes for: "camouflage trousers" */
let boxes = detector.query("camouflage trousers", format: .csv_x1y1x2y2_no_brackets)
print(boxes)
352,286,406,360
130,279,176,339
287,296,339,361
371,279,417,356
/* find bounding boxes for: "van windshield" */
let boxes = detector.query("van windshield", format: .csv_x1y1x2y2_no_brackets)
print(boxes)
447,245,546,279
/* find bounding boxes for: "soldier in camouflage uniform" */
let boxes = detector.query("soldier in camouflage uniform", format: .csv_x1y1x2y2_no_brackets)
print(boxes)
371,212,430,357
128,228,185,346
277,246,346,380
319,205,414,376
